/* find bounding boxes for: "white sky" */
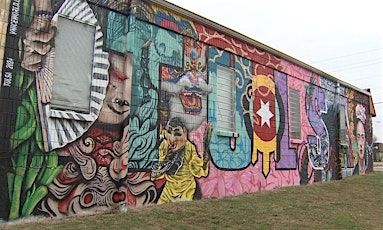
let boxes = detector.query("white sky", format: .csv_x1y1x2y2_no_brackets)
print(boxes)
166,0,383,141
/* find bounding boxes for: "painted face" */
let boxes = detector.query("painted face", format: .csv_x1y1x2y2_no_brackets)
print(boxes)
162,71,212,131
356,120,366,160
165,125,187,152
178,71,204,115
99,54,132,124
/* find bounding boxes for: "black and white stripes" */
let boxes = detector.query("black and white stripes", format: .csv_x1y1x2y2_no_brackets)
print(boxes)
39,0,109,151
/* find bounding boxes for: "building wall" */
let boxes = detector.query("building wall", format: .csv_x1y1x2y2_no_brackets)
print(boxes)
0,0,373,221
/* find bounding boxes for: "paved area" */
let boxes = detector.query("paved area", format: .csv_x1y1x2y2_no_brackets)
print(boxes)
373,161,383,172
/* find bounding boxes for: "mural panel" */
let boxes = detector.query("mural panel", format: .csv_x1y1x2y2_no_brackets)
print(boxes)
151,36,212,203
208,48,251,169
345,88,373,175
305,76,330,170
0,0,374,221
274,71,298,170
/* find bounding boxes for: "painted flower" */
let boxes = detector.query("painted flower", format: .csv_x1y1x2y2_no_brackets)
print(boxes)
198,163,226,198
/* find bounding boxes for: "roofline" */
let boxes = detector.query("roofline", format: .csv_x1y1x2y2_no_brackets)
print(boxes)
152,0,371,96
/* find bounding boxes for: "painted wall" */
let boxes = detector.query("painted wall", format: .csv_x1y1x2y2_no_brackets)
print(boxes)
0,0,373,221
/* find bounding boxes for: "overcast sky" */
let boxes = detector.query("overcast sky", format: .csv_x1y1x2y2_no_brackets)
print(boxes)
166,0,383,141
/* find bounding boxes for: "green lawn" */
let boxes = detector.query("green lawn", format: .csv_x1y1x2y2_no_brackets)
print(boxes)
2,172,383,230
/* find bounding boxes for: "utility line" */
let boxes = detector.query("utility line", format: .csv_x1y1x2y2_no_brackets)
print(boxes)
310,47,383,64
324,58,383,71
327,60,383,73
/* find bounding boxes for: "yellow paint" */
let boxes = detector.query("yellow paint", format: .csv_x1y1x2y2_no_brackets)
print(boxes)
252,74,275,95
251,74,276,176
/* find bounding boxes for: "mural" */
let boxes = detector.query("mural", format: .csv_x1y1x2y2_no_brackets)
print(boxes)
208,49,252,170
345,88,373,175
151,117,210,203
0,0,374,221
305,76,330,170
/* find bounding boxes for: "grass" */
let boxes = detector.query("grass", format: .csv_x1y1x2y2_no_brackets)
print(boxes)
1,172,383,230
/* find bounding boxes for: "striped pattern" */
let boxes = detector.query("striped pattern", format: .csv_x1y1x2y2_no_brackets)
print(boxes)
40,0,109,151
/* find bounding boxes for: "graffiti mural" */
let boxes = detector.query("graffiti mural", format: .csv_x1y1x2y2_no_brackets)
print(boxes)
252,73,277,177
345,88,373,175
274,71,298,170
160,37,211,143
151,117,210,203
305,76,330,170
0,0,374,221
208,49,252,170
151,36,213,203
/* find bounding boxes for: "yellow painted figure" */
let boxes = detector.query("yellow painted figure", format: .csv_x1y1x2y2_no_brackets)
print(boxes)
152,117,209,204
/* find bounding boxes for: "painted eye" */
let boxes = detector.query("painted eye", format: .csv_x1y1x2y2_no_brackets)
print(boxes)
175,132,182,137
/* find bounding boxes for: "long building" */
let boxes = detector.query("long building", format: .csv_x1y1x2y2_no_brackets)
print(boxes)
0,0,376,221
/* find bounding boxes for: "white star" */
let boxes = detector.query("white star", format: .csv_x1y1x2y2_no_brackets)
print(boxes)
256,99,274,127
